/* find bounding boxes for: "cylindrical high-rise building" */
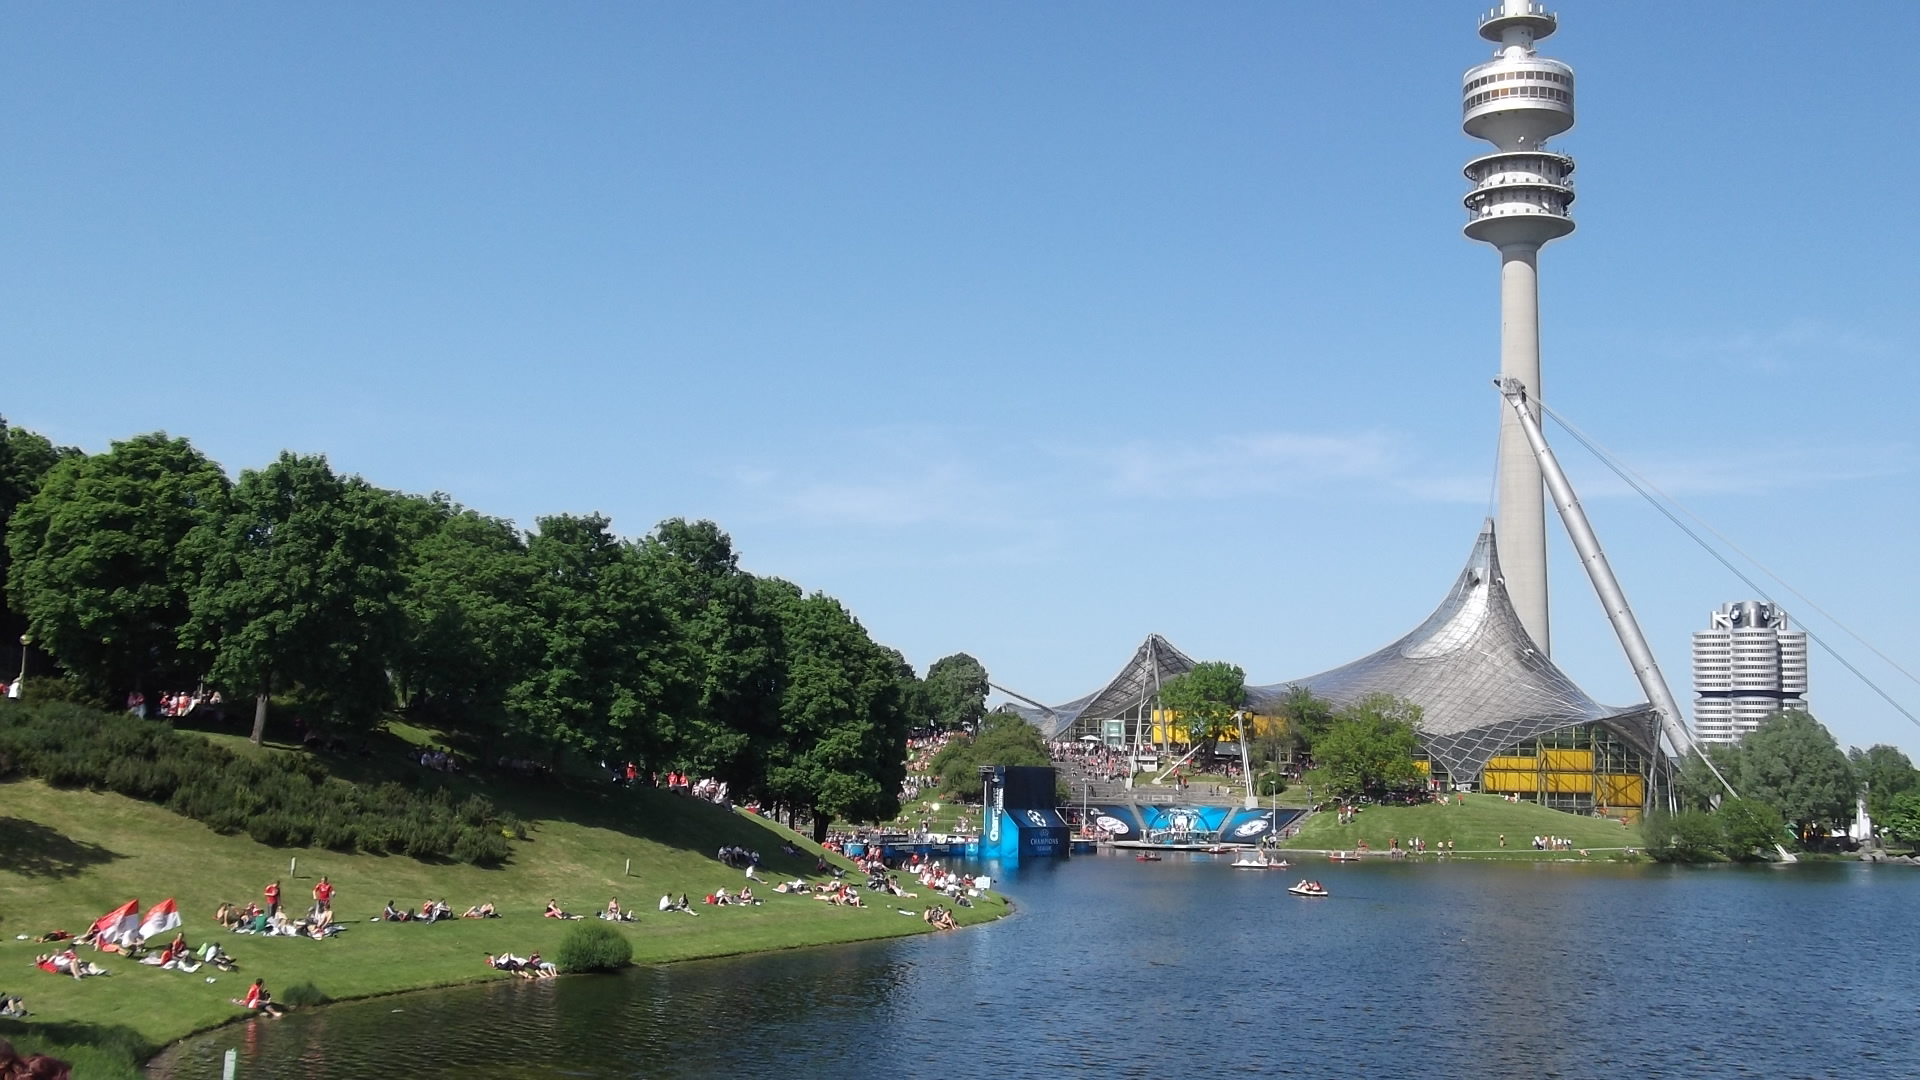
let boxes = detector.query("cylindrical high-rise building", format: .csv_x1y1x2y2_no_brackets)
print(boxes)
1462,0,1576,654
1692,601,1810,744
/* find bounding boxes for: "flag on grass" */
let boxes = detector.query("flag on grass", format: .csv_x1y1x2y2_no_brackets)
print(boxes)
89,900,141,947
137,898,181,942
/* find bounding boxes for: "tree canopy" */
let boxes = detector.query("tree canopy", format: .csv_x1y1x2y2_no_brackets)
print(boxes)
920,652,990,731
1157,660,1245,767
1730,710,1856,840
929,709,1052,799
1847,743,1917,824
7,433,229,705
0,417,949,836
1307,693,1424,798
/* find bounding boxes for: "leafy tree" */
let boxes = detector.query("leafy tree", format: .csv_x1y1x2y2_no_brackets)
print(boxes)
504,513,690,768
1715,797,1787,860
1847,744,1917,823
390,494,537,734
635,518,783,795
930,709,1051,798
1882,790,1920,848
1308,693,1423,798
1156,661,1245,769
1644,808,1723,862
1734,710,1856,842
0,418,81,646
185,453,404,743
6,433,230,706
1675,743,1743,811
762,581,913,841
1273,683,1337,756
921,653,990,731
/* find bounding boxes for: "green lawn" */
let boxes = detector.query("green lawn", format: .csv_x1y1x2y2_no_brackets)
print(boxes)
0,773,1005,1077
1277,793,1643,859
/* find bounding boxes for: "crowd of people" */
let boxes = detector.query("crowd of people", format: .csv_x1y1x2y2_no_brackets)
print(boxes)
124,690,219,718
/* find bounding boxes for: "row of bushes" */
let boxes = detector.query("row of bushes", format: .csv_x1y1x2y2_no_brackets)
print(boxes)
0,701,518,865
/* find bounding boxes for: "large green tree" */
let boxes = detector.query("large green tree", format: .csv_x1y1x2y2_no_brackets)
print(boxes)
929,709,1052,798
921,653,990,731
1716,797,1788,860
1273,683,1338,756
1881,790,1920,848
1847,744,1917,824
7,433,230,706
762,580,913,841
1734,710,1856,842
390,494,538,735
1158,660,1246,770
635,518,784,794
1308,693,1424,798
185,453,404,743
504,513,691,769
0,418,80,651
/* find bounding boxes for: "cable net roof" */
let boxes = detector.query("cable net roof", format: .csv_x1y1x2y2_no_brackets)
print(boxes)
1246,519,1660,780
1004,634,1195,741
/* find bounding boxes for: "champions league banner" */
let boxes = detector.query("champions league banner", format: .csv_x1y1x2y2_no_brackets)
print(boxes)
1082,805,1286,844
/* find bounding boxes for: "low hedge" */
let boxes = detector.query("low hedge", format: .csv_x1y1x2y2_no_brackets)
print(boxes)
555,921,632,973
0,701,515,865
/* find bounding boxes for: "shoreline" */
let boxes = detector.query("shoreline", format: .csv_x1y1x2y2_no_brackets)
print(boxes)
142,896,1014,1067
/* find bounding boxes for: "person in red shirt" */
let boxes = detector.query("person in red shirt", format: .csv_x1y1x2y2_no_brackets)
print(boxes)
313,876,334,914
264,881,281,917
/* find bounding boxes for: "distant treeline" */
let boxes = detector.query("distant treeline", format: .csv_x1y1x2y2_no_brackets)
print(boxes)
0,419,993,839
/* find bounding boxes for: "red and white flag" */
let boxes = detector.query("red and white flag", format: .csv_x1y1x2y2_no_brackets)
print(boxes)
89,900,141,946
136,898,181,942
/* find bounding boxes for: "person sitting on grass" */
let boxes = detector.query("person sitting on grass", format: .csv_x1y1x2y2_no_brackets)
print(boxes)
198,942,238,972
382,901,412,922
601,897,636,922
0,1037,67,1080
525,953,557,978
233,978,285,1017
737,886,759,906
543,900,581,920
460,903,498,919
0,994,28,1018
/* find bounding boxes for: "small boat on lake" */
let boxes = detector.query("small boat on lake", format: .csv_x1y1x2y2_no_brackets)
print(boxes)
1288,880,1330,897
1328,850,1363,863
1135,853,1162,862
1231,853,1287,869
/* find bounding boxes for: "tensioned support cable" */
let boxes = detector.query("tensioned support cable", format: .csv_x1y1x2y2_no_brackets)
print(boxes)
1535,400,1920,735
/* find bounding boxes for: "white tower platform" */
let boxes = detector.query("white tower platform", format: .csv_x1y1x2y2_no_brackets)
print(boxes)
1462,0,1577,654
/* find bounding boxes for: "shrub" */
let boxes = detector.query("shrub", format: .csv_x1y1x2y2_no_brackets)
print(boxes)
0,700,514,865
276,981,332,1007
555,921,632,974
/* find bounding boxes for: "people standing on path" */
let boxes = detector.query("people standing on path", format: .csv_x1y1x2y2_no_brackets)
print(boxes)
264,881,281,918
313,876,334,914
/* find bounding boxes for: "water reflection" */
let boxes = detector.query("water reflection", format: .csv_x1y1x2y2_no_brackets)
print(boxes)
152,858,1920,1079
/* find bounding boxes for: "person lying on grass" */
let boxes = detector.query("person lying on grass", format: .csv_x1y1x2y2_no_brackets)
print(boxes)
0,1037,68,1080
0,993,27,1018
460,903,499,919
543,900,582,920
419,899,452,923
34,950,107,979
30,931,71,945
600,898,637,922
198,942,238,971
485,954,557,979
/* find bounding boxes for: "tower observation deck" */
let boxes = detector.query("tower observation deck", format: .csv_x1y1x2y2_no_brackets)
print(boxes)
1462,0,1577,655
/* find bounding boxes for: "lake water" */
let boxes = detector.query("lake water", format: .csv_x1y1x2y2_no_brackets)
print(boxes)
150,854,1920,1079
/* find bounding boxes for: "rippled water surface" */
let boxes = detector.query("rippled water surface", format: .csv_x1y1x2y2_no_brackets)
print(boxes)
150,856,1920,1079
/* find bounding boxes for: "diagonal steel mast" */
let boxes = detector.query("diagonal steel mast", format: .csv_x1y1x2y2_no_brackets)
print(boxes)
1493,379,1782,852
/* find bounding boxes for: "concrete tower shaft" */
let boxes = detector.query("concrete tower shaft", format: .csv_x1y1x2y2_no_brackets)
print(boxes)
1462,0,1576,655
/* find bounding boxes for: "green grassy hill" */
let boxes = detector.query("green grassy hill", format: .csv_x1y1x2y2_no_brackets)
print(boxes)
1278,793,1643,858
0,764,1003,1077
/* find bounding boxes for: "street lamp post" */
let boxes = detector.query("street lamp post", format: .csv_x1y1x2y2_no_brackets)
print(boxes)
14,634,29,700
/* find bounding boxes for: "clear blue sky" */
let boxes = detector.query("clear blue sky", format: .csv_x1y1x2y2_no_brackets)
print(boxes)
6,3,1917,754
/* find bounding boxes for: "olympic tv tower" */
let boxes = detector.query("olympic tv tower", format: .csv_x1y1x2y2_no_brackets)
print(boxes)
1462,1,1576,654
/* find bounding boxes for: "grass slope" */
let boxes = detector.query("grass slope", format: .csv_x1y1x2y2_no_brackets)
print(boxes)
0,772,1003,1076
1278,794,1643,859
